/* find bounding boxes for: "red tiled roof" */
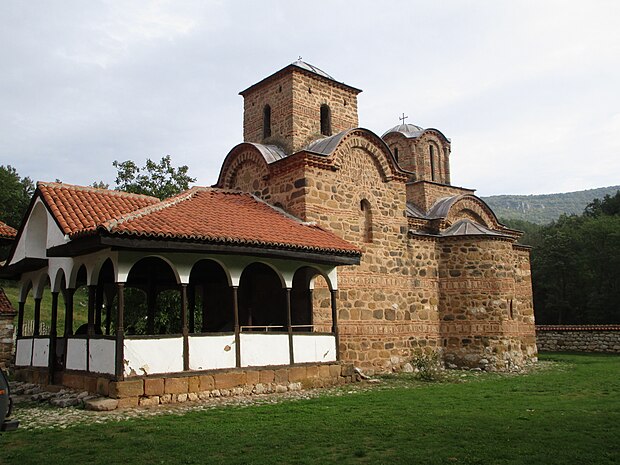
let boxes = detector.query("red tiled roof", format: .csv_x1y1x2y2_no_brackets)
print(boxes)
0,287,16,315
38,182,160,238
102,187,361,255
0,221,17,240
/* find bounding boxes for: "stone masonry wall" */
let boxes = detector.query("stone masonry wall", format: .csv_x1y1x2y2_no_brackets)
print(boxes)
536,326,620,353
301,138,442,373
0,314,16,369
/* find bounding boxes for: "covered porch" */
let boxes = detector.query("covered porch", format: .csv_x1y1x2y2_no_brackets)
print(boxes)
12,249,344,385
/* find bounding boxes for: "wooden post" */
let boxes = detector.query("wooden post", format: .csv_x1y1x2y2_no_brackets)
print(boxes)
86,285,96,372
146,284,156,335
285,288,294,364
33,297,42,336
95,284,104,329
330,289,340,361
232,286,240,368
63,288,75,337
48,291,59,383
115,283,125,381
188,284,195,334
87,285,96,337
17,301,25,338
181,284,189,372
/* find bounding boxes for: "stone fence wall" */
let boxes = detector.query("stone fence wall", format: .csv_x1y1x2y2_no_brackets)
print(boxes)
536,325,620,353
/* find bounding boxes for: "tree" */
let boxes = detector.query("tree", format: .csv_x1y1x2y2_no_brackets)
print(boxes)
0,165,35,228
517,192,620,325
112,155,195,200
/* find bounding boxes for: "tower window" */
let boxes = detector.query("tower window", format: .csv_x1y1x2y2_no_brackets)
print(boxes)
393,147,399,162
320,104,332,136
263,105,271,139
429,144,436,182
360,199,373,243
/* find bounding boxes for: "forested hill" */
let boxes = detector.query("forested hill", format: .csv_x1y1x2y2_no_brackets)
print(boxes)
481,185,620,224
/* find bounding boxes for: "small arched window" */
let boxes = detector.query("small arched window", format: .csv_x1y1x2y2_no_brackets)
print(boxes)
360,199,373,243
429,144,436,182
393,147,399,162
320,104,332,136
263,105,272,139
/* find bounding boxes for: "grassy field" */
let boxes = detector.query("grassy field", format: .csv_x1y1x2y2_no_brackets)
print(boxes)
2,353,619,464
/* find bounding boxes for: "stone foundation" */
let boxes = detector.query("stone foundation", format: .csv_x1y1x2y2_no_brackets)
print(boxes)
14,362,360,408
536,325,620,353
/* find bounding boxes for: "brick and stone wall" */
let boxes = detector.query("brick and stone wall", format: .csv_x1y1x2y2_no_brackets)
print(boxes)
242,68,359,154
0,315,16,369
536,325,620,353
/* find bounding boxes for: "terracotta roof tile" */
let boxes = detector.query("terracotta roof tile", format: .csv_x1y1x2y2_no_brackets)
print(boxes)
38,182,160,238
0,287,16,315
0,221,17,240
103,187,360,255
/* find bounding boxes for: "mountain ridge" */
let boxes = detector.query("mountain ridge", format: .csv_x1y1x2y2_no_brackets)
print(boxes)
481,185,620,224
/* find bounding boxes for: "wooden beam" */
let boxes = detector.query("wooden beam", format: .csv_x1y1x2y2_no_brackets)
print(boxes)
115,283,125,381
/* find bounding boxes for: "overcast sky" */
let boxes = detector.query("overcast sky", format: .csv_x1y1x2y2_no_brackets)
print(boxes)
1,1,618,197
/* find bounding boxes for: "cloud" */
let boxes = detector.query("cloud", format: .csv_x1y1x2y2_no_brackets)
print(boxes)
0,1,618,196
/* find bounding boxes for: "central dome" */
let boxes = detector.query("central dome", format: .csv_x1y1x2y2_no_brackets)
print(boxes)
382,123,424,138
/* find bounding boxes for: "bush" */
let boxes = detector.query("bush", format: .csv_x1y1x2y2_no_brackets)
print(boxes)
412,350,444,382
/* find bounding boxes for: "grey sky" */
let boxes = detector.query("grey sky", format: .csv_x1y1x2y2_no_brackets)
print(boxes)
1,1,618,196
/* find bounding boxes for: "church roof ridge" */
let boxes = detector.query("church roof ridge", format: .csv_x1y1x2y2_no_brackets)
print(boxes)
239,60,362,96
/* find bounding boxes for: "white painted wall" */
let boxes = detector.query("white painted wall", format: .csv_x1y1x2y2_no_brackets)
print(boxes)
89,339,116,375
293,335,337,364
240,333,290,367
15,338,33,366
124,337,183,376
189,334,236,370
32,338,50,367
66,338,87,371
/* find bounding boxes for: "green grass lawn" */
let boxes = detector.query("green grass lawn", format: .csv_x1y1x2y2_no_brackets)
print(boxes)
2,353,619,465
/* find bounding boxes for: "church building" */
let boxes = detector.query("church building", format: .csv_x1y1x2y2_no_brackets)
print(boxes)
2,61,536,404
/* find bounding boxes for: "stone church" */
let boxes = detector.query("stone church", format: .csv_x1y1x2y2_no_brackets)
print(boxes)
216,60,537,371
3,61,537,398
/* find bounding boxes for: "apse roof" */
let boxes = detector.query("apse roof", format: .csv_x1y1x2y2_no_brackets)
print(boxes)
440,219,508,238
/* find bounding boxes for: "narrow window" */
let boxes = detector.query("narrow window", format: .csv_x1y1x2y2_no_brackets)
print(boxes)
263,105,271,139
429,144,436,182
360,199,373,243
509,299,514,319
393,147,399,162
320,104,332,136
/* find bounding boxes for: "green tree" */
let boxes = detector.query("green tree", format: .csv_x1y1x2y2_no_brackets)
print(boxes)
0,165,35,229
112,155,195,200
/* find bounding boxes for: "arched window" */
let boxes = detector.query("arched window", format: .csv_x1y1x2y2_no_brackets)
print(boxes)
320,104,331,136
429,144,436,182
263,105,271,139
393,147,399,162
360,199,373,243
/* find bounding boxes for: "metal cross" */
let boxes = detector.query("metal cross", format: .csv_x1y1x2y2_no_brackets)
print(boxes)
399,113,408,124
298,56,303,61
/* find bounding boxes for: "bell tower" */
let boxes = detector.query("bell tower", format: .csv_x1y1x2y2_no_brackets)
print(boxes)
239,60,362,154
